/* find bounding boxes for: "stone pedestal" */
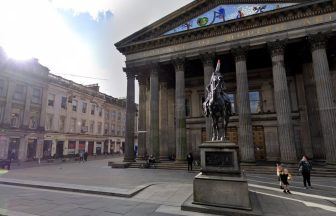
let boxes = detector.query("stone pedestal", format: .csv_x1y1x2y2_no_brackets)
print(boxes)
182,141,261,215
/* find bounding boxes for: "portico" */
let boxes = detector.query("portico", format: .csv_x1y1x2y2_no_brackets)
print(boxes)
116,0,336,164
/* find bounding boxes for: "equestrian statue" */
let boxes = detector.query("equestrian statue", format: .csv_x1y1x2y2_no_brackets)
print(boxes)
203,60,232,141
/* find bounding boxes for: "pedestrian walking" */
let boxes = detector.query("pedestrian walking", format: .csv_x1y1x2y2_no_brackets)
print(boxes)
79,151,84,162
276,163,284,189
84,152,88,161
187,153,193,171
299,155,312,189
280,168,292,194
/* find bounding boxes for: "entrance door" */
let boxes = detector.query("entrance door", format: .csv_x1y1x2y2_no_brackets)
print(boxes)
56,141,64,158
104,141,108,154
253,126,266,161
226,127,238,144
43,140,52,158
88,141,94,155
27,139,37,160
8,138,20,160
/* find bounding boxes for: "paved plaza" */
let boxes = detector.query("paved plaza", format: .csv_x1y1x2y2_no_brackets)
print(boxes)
0,158,335,216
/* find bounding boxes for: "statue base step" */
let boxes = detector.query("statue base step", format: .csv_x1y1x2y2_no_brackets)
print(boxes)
181,191,262,216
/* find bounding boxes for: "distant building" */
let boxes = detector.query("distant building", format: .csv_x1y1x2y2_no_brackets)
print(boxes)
0,48,133,161
44,74,127,159
0,50,49,161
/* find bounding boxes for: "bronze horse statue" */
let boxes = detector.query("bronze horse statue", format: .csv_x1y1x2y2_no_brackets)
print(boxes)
203,60,232,141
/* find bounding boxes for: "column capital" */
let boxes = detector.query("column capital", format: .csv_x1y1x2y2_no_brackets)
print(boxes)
172,57,186,71
268,40,287,57
308,33,327,52
123,67,135,79
200,52,215,67
136,74,147,86
232,46,249,62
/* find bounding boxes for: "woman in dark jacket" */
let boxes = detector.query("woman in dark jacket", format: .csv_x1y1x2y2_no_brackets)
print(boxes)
299,156,312,189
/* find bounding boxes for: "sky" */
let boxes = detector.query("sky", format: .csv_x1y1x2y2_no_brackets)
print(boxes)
0,0,193,102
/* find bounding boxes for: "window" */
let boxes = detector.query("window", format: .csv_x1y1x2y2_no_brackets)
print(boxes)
97,122,102,134
91,104,95,115
31,88,41,104
82,102,87,113
105,111,109,120
111,111,116,121
111,124,115,135
0,105,4,122
61,96,67,109
70,118,76,133
10,113,20,128
81,119,87,133
29,114,38,129
48,94,55,107
117,112,121,121
104,123,109,135
89,121,95,133
0,79,6,97
68,141,76,155
228,94,236,114
72,100,78,112
46,114,53,131
98,107,102,117
13,84,25,101
59,116,65,132
117,125,121,136
249,91,262,114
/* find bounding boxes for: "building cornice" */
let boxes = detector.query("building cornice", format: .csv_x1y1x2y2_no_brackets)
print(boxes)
117,0,334,55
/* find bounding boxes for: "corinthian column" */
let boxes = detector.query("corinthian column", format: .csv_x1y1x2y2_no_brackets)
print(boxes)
309,34,336,165
159,79,169,160
201,53,214,141
149,64,160,160
232,47,255,163
173,58,187,162
136,74,147,160
123,67,135,162
268,41,297,163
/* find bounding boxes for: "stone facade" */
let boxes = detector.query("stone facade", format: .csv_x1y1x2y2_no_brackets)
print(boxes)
0,48,131,161
116,0,336,164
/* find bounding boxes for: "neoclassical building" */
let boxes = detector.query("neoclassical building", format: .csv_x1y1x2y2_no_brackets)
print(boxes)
116,0,336,164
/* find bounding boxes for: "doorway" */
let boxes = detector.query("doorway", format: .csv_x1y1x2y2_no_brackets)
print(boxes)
27,139,37,160
253,126,266,161
7,138,20,160
88,141,94,155
56,141,64,158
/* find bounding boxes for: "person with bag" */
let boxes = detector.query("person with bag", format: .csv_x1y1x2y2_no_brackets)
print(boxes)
299,155,312,189
276,163,284,189
280,168,292,194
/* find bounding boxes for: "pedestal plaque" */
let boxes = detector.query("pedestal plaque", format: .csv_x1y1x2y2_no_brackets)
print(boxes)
182,140,262,216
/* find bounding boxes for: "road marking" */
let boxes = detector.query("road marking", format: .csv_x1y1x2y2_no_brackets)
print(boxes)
248,174,336,189
249,183,336,201
0,208,38,216
251,190,336,212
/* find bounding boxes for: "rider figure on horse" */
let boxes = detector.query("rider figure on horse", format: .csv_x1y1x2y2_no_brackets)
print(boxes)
204,60,231,117
203,60,232,141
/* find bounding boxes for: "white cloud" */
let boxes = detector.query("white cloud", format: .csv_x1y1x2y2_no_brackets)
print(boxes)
0,0,193,102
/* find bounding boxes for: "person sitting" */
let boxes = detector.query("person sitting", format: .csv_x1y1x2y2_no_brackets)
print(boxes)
147,155,156,168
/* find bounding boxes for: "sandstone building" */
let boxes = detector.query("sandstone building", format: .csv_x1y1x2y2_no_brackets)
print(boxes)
116,0,336,164
0,49,129,161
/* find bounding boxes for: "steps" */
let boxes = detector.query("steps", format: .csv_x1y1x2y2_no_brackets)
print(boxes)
129,161,336,177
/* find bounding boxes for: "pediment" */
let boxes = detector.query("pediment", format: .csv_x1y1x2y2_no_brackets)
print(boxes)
115,0,318,53
164,3,298,35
